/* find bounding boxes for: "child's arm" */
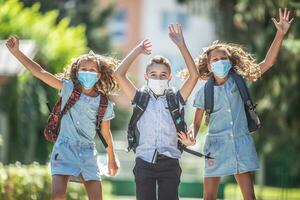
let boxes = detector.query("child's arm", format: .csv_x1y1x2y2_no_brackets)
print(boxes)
193,108,205,138
114,40,152,100
101,120,119,176
259,8,294,75
168,24,199,101
178,108,204,146
6,36,62,90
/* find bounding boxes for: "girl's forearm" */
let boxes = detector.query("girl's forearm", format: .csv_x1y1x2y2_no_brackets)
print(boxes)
260,31,285,74
12,49,45,77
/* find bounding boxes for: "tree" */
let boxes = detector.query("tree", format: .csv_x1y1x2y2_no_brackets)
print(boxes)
0,0,87,164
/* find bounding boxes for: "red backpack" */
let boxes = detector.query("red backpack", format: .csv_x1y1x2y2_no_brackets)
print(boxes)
44,85,108,148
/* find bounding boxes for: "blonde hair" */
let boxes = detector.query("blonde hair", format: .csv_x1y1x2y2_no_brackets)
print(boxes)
146,55,171,73
179,41,261,81
57,53,119,95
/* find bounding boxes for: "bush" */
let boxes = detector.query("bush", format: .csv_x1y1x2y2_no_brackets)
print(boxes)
0,163,115,200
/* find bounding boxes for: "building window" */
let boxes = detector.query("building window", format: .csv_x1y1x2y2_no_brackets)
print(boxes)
108,8,127,44
161,12,188,31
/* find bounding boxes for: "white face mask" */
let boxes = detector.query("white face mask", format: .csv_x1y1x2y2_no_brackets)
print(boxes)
147,78,169,95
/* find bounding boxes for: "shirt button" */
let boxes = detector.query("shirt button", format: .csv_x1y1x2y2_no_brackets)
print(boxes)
79,153,82,157
230,121,233,125
230,133,234,137
76,121,80,125
228,109,231,113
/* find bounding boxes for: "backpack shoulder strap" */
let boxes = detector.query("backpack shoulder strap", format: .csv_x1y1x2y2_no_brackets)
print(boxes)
230,71,252,105
204,77,214,125
166,89,186,133
127,89,150,152
96,93,109,148
128,90,151,129
61,86,81,115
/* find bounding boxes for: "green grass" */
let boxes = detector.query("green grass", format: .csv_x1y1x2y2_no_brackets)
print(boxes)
225,184,300,200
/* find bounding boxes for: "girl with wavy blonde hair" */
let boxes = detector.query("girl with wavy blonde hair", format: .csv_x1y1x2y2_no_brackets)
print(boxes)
6,36,119,200
179,8,294,200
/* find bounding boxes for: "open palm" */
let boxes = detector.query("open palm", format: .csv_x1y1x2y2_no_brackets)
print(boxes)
137,39,152,55
272,8,294,35
168,24,185,47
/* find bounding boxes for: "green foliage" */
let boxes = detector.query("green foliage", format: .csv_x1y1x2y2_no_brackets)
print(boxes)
21,0,115,54
0,0,87,164
0,163,115,200
0,0,87,73
225,183,300,200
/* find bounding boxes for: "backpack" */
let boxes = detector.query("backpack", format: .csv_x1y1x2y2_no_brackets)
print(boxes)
127,87,213,159
44,84,108,148
204,70,261,133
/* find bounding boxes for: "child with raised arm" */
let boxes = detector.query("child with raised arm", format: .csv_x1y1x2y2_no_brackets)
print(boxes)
179,8,294,200
6,36,119,200
114,24,199,200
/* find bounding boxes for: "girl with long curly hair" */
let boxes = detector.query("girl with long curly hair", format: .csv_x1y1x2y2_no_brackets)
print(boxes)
178,8,294,200
6,36,119,200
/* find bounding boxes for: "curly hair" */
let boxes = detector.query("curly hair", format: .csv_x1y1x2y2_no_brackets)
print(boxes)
178,41,261,81
195,41,261,81
57,53,119,95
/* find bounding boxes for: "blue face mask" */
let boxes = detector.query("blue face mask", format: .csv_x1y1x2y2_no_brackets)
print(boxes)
77,71,99,89
211,59,232,78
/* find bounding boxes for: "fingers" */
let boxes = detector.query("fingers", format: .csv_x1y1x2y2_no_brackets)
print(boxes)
286,11,290,21
271,18,278,26
289,18,294,24
283,8,287,19
279,8,283,20
141,39,152,55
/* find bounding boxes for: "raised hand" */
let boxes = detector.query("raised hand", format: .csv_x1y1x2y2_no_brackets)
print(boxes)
272,8,294,36
168,24,185,47
137,39,152,55
6,35,20,54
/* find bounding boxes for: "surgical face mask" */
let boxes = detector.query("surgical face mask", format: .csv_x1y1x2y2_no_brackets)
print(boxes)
147,78,169,95
77,71,99,89
211,59,232,78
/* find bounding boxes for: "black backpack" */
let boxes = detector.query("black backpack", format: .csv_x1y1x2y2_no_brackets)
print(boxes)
127,87,213,159
204,70,261,133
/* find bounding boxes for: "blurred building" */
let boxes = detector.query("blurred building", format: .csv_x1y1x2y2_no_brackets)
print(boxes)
101,0,216,108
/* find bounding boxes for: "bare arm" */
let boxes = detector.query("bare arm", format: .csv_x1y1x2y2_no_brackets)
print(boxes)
101,120,119,176
193,108,205,138
114,40,152,100
169,24,199,101
6,36,62,90
259,8,294,75
178,108,204,146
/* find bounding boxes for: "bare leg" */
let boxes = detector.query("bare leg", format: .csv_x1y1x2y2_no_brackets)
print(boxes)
234,172,256,200
83,180,103,200
203,177,221,200
51,175,69,200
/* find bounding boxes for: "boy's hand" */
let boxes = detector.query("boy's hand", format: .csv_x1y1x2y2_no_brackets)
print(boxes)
272,8,294,36
6,36,20,54
168,24,185,47
108,158,119,176
177,131,196,146
136,39,152,55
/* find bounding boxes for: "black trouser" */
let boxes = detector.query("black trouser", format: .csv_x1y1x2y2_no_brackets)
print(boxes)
133,155,182,200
